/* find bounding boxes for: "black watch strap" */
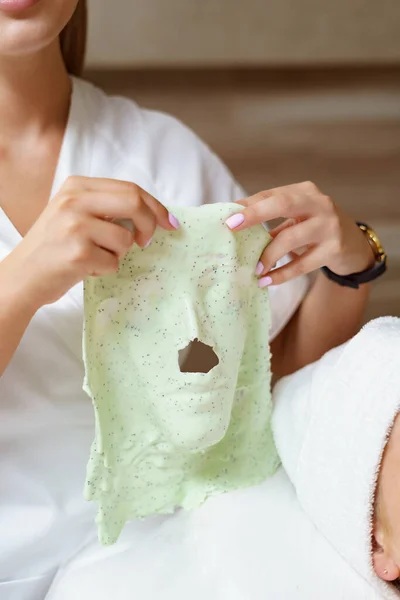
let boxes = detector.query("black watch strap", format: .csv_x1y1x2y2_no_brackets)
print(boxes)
321,260,387,289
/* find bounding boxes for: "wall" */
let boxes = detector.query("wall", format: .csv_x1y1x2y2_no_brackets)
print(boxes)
86,0,400,68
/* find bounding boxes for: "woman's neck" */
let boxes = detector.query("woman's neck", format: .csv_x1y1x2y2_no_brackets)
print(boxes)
0,40,72,139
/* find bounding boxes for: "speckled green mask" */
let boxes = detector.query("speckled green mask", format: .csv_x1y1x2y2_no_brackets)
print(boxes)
83,203,279,545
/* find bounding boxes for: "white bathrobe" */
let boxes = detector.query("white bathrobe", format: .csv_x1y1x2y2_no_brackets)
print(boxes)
47,319,400,600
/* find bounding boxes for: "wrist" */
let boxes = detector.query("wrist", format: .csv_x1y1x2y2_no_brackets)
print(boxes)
321,221,387,289
0,258,42,318
326,227,376,276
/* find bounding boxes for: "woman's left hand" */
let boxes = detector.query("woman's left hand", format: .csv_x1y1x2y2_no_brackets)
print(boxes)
225,181,375,287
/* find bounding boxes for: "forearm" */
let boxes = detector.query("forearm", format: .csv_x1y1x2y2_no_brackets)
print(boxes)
0,259,37,377
272,273,370,377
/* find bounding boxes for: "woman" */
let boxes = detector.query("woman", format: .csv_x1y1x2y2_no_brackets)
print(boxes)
0,0,387,597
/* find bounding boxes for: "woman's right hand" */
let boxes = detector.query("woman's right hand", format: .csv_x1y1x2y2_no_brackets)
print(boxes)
3,176,177,310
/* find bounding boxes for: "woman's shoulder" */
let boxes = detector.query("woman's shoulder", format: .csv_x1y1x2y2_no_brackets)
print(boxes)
75,77,197,149
73,77,243,205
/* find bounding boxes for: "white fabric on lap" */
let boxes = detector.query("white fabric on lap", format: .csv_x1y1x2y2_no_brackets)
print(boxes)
47,469,384,600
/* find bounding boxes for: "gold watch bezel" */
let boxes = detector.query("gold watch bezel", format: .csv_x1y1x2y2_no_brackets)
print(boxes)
358,223,387,264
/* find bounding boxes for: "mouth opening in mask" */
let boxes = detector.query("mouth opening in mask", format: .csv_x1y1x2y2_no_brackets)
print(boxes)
178,339,220,374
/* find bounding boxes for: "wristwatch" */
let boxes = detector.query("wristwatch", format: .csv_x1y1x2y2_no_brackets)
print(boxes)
321,222,387,289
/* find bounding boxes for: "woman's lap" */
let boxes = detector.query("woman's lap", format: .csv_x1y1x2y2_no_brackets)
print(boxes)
46,469,372,600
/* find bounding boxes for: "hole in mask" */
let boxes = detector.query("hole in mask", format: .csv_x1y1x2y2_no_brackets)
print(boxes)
178,339,219,374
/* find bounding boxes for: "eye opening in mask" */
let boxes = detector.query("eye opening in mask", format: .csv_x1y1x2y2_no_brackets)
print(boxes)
178,339,219,374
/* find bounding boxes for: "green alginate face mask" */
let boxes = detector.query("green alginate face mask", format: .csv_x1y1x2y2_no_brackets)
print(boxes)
83,203,279,545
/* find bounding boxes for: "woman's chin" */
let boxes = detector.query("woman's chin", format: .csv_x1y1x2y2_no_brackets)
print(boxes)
0,29,57,59
0,0,77,58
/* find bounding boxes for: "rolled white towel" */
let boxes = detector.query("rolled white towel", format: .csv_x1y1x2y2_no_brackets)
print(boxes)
272,317,400,599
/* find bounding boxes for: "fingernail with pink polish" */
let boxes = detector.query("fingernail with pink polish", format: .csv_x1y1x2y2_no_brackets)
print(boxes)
169,213,180,229
225,213,245,230
144,237,153,248
255,261,264,276
258,275,273,288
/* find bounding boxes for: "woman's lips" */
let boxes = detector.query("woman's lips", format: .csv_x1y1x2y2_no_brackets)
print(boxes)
0,0,41,13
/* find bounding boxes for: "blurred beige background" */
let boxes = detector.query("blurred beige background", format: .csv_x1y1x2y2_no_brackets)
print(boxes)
85,0,400,321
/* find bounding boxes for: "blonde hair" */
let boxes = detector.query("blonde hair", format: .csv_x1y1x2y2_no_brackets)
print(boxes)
59,0,87,76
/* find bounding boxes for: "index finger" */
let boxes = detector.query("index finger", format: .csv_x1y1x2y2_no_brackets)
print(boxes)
235,189,275,209
94,180,177,231
226,193,297,231
141,190,178,231
68,177,177,231
65,176,153,195
236,182,315,207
